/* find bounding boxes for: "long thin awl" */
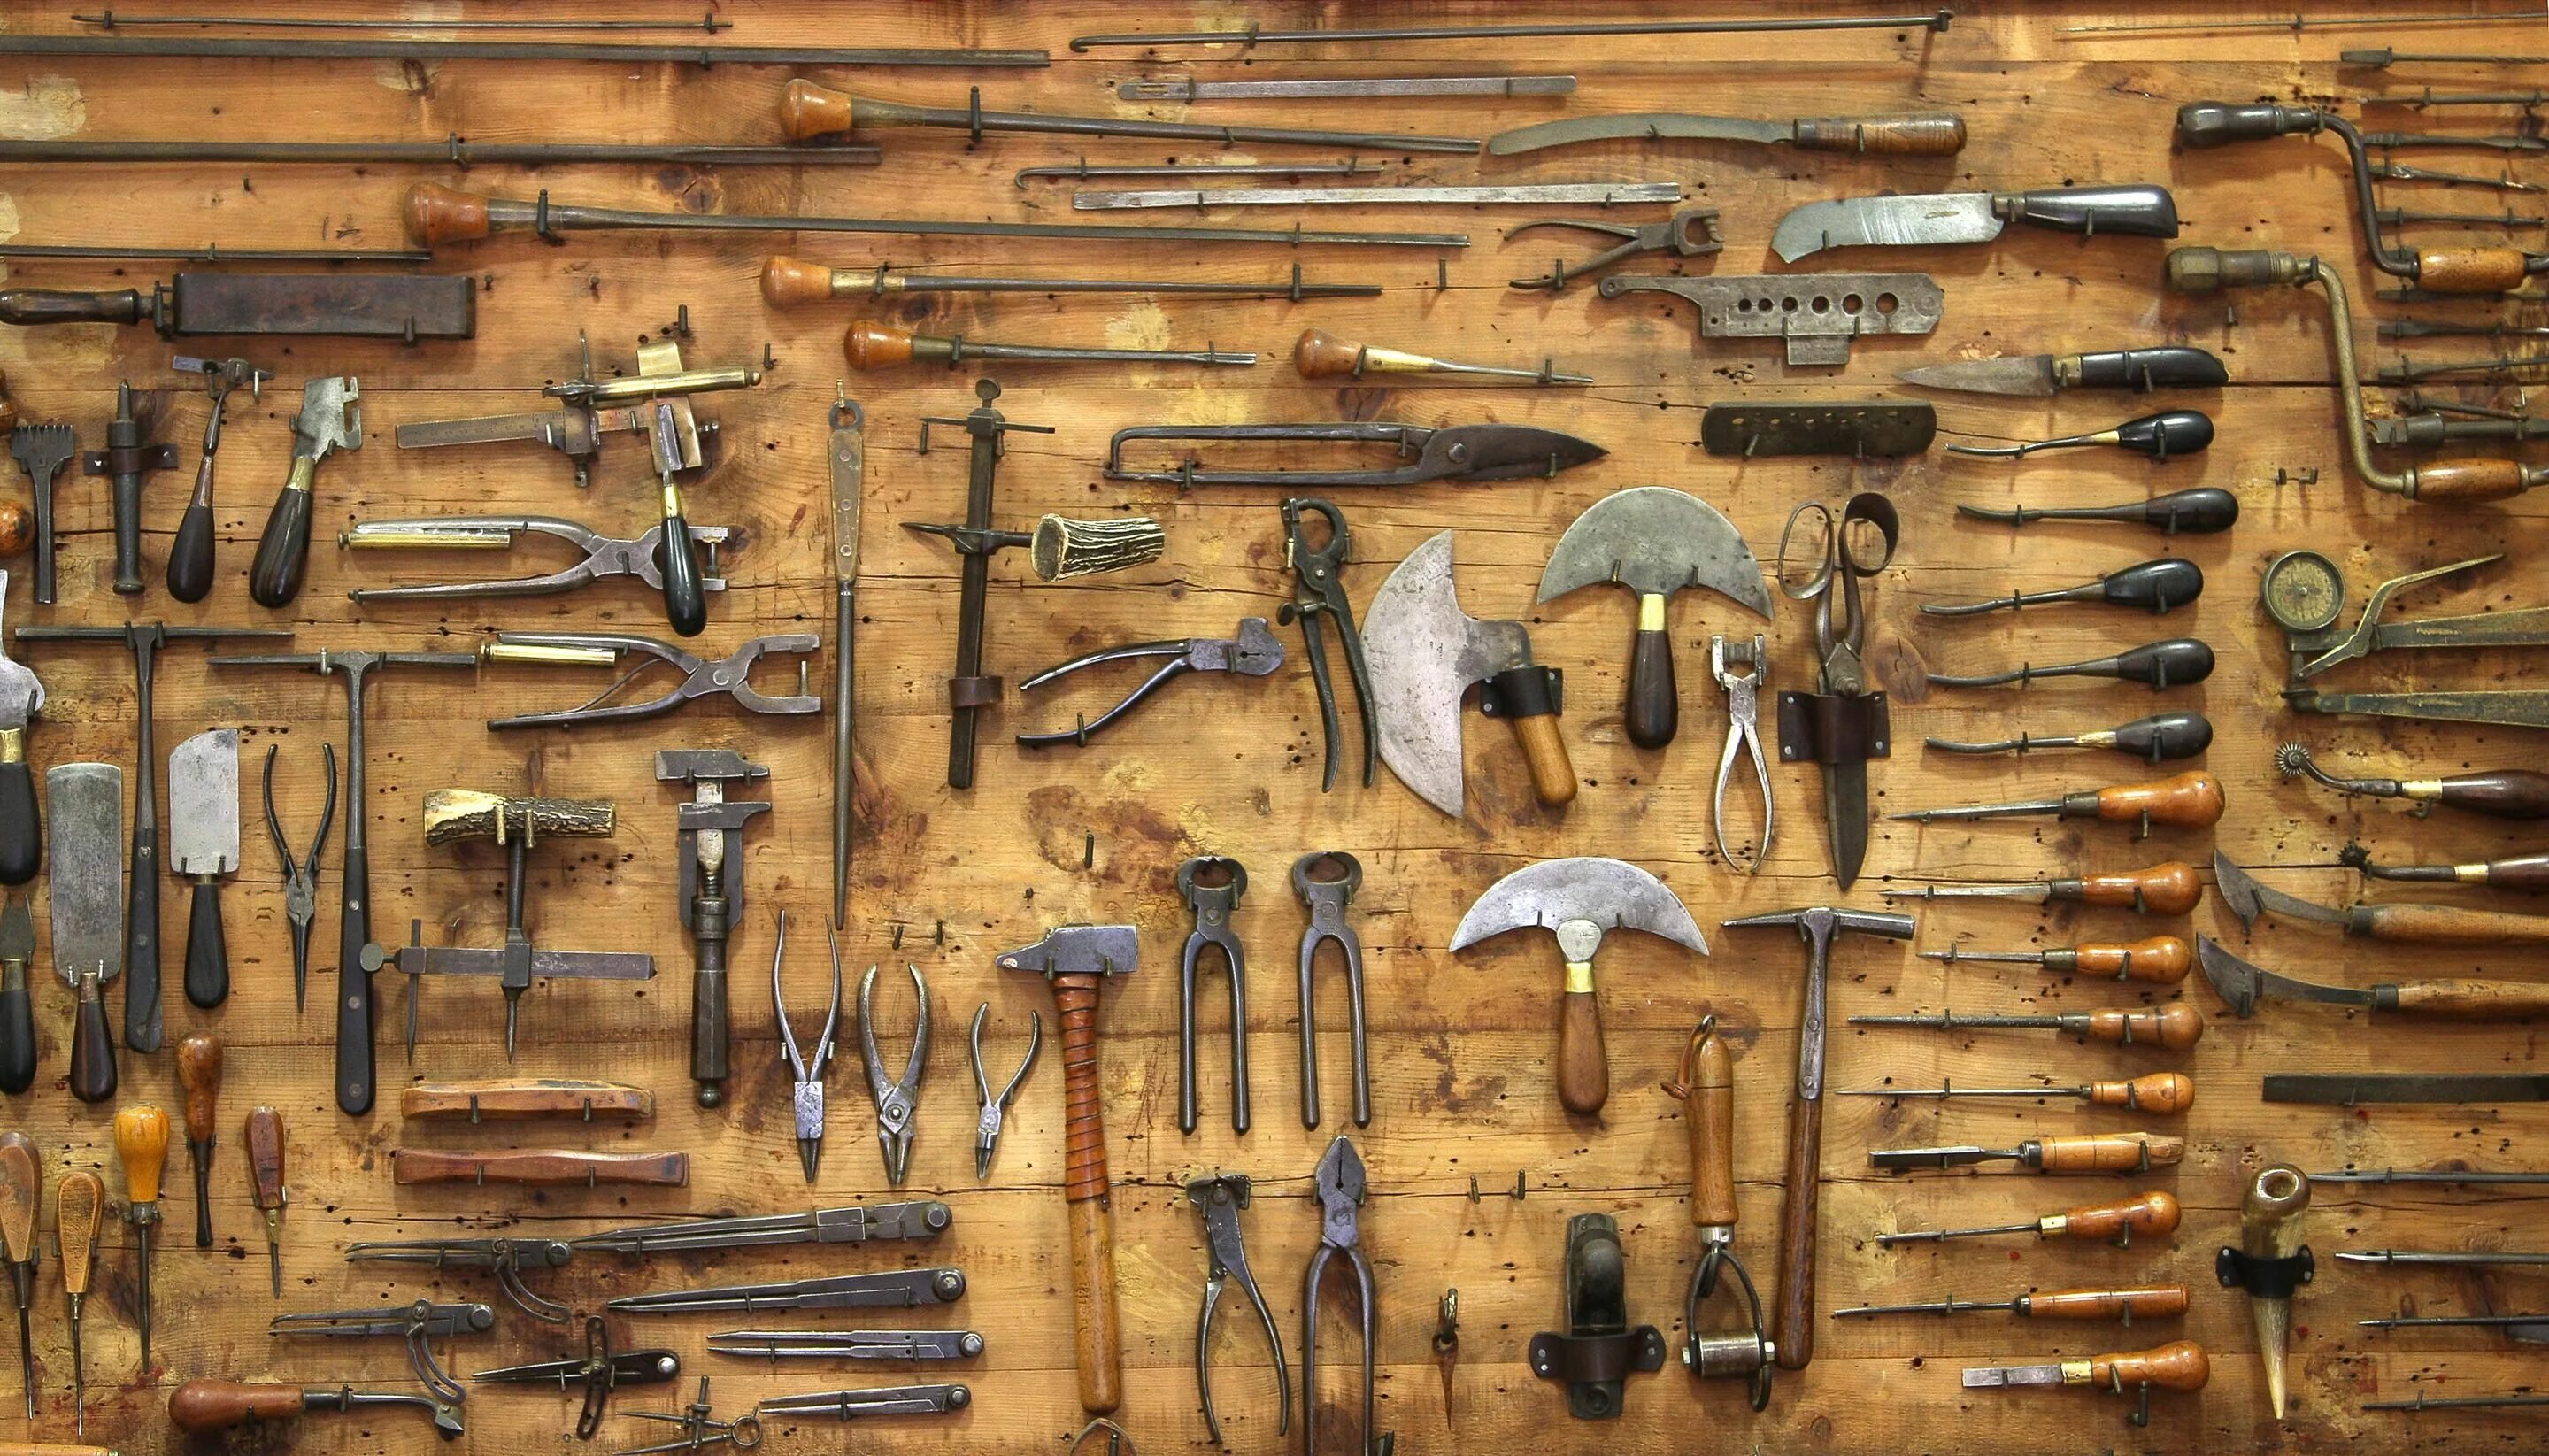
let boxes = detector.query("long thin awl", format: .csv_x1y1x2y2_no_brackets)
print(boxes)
1489,111,1965,156
0,34,1046,65
1126,74,1575,100
1072,181,1683,210
830,390,861,932
0,138,881,167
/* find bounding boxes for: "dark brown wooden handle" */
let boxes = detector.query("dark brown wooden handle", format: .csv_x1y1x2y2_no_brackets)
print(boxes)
2409,458,2530,503
2090,1072,2195,1114
244,1106,284,1212
391,1150,689,1187
2095,1341,2211,1392
2070,861,2202,913
400,1080,655,1121
1773,1090,1823,1370
402,183,491,245
177,1034,220,1143
2415,247,2530,295
2432,770,2549,818
843,322,916,369
68,975,115,1105
2384,979,2549,1017
2061,1190,2181,1242
1509,712,1578,807
2037,1133,2185,1173
760,255,844,308
1686,1023,1738,1229
2360,902,2549,945
1554,983,1606,1115
0,1135,38,1264
2025,1286,2191,1320
2076,936,2192,982
1791,112,1968,154
0,289,144,327
1292,327,1367,378
2090,772,2223,828
2474,855,2549,892
1624,595,1676,750
169,1379,307,1432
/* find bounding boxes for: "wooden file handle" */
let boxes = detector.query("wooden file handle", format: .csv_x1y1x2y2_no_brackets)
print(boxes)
2354,901,2549,945
2416,769,2549,818
1293,328,1443,378
244,1108,284,1215
780,80,894,139
400,1080,655,1121
177,1035,221,1144
760,255,851,308
2034,1133,2186,1173
2075,936,2192,982
113,1106,167,1204
2024,1285,2191,1320
1667,1019,1739,1230
2079,1004,2204,1051
391,1149,689,1187
844,323,920,369
1791,113,1968,154
169,1380,306,1433
2051,1190,2181,1242
2384,979,2549,1017
1772,1087,1822,1370
402,183,492,245
2407,458,2533,503
2414,247,2531,295
54,1172,102,1298
2091,1072,2195,1114
0,1134,37,1266
2093,1340,2211,1392
2081,772,2223,828
2062,860,2202,914
0,289,145,327
1051,974,1124,1414
1508,713,1578,806
1553,961,1608,1116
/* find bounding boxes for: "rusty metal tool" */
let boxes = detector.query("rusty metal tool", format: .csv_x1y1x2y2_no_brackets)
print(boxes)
166,354,267,602
2374,408,2549,447
1506,207,1722,291
1081,181,1678,210
2313,1167,2549,1187
5,135,873,167
1873,1133,2189,1174
0,1134,35,1418
859,959,925,1188
1927,712,2213,764
114,1104,166,1367
780,80,1480,152
0,241,431,263
1837,1286,2191,1322
1294,852,1370,1129
1923,637,2215,690
997,923,1137,1414
1188,1174,1289,1443
2367,1391,2549,1412
343,515,730,605
1703,404,1939,460
344,1237,571,1323
1901,346,2227,396
1075,11,1954,48
2267,1073,2549,1104
751,1383,971,1425
2340,1249,2549,1268
245,1106,282,1297
1303,1136,1385,1454
259,743,333,1013
1888,769,2225,837
573,1201,951,1255
2264,553,2549,679
170,1381,462,1441
480,631,818,729
56,1167,100,1431
169,728,237,1009
1850,1004,2206,1050
1878,859,2205,914
1529,1213,1667,1418
1367,531,1575,815
1108,420,1606,489
1662,1019,1774,1407
1842,1071,2195,1113
705,1329,981,1361
1492,108,1963,156
1295,327,1586,384
1957,488,2238,535
1921,934,2193,983
1281,498,1375,791
1130,73,1575,101
395,332,753,488
828,391,860,926
1721,906,1914,1371
1946,410,2214,461
765,257,1380,305
909,380,1037,786
660,750,767,1110
1878,1190,2183,1248
2218,1166,2311,1418
766,912,840,1184
1016,619,1283,748
269,1301,492,1404
393,1150,689,1188
1713,635,1773,872
246,374,358,608
1017,158,1387,187
0,582,42,887
9,425,76,605
0,273,475,338
2214,849,2549,944
48,764,121,1103
1597,271,1944,366
969,1005,1038,1181
1921,559,2204,616
474,1317,681,1440
2343,842,2549,891
0,893,31,1092
0,31,1044,65
79,382,175,597
2362,1313,2549,1338
614,1378,759,1456
1776,493,1898,888
1174,857,1251,1136
175,1034,219,1246
606,1269,965,1316
847,322,1255,373
1774,185,2179,262
1962,1341,2210,1427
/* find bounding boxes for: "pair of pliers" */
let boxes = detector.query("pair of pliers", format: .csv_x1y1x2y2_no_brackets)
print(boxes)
343,514,733,604
1505,206,1725,290
482,631,821,729
1303,1136,1380,1456
1189,1174,1290,1444
968,1003,1039,1181
769,912,840,1184
260,741,336,1014
861,961,928,1187
1711,635,1773,874
1015,618,1284,748
1279,498,1376,791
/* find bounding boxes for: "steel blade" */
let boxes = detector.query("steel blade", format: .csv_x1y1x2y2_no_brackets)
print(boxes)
1448,857,1708,956
1537,486,1774,616
1364,532,1530,818
1773,192,1999,262
2196,937,2372,1017
2265,1074,2549,1105
168,728,239,877
2210,851,2346,932
45,764,123,985
1827,760,1870,890
1489,112,1786,154
1962,1363,2062,1387
1896,355,2060,397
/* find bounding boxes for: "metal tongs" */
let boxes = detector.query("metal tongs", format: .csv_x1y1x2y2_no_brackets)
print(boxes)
570,1201,953,1255
753,1383,973,1421
343,1236,574,1322
605,1268,966,1316
343,514,733,604
269,1300,494,1404
481,631,821,728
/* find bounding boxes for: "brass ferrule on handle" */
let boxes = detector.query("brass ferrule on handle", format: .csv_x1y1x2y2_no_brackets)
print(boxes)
480,642,619,667
341,524,513,551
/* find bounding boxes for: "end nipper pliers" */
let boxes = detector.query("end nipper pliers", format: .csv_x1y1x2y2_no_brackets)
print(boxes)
1711,634,1774,874
862,960,928,1187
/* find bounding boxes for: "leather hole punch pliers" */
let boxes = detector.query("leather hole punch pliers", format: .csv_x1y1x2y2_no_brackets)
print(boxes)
769,911,840,1184
1189,1173,1290,1444
343,514,733,605
1711,635,1774,874
1293,852,1370,1130
260,741,335,1015
1016,618,1284,748
1176,855,1251,1136
1303,1136,1389,1455
1280,498,1377,791
861,959,928,1188
1506,206,1725,291
481,631,821,729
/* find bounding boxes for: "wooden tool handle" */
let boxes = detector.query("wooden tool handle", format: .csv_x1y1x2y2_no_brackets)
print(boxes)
2071,861,2201,914
166,478,216,605
400,1080,654,1121
1050,975,1123,1412
2091,772,2223,828
1294,327,1423,378
2431,769,2549,817
1508,713,1579,807
2060,1190,2181,1242
1791,112,1968,154
760,255,846,308
2027,1285,2191,1320
780,79,873,139
2082,1003,2204,1050
843,322,921,369
2080,936,2192,982
0,1444,123,1456
168,1379,306,1433
181,878,228,1008
244,1107,284,1213
2387,978,2549,1017
68,973,115,1105
2360,901,2549,944
2093,1340,2211,1392
1772,1090,1823,1370
0,1134,37,1262
1051,976,1111,1202
1067,1195,1124,1414
1675,1021,1739,1229
55,1172,101,1294
391,1149,689,1187
659,483,709,639
2037,1133,2185,1173
177,1035,221,1143
2093,1072,2195,1114
1554,968,1608,1116
0,289,145,327
2415,247,2531,295
2408,458,2531,503
1624,594,1677,751
113,1105,167,1202
248,470,315,609
401,183,491,245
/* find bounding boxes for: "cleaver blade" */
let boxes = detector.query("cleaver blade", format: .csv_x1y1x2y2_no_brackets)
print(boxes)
169,728,240,877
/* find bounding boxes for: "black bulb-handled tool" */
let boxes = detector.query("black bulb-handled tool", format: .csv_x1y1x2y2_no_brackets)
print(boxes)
1922,559,2204,617
249,376,358,609
649,403,710,638
1928,711,2214,763
1927,637,2217,690
166,356,269,603
1958,487,2239,535
1948,410,2215,460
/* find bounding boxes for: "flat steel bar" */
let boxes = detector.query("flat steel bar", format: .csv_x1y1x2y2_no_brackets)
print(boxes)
0,139,882,167
1072,181,1681,211
1072,12,1952,49
0,35,1048,66
1119,75,1575,101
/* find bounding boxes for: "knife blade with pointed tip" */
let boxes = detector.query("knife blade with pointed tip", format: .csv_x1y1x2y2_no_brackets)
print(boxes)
2196,936,2549,1019
1771,185,2181,263
1487,111,1967,157
1898,347,2229,397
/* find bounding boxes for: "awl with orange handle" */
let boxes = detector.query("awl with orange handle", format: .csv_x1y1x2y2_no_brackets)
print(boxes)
1292,327,1590,385
245,1107,284,1298
1660,1016,1774,1407
1849,1002,2206,1051
55,1170,100,1434
177,1034,219,1248
1879,1190,2182,1248
1841,1070,2195,1114
1837,1285,2191,1321
1922,936,2192,984
845,323,1255,373
1871,1132,2187,1175
1962,1340,2210,1427
1879,859,2204,916
1890,770,2225,837
0,1135,35,1419
112,1105,166,1368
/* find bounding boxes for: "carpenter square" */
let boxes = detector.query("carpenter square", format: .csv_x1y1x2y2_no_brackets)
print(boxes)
167,728,238,1011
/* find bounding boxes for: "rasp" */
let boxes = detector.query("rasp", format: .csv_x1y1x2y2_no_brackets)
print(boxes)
167,728,238,1012
2197,937,2549,1019
1898,347,2229,397
1488,111,1966,156
1770,185,2180,262
47,763,122,1104
2265,1074,2549,1105
0,273,475,339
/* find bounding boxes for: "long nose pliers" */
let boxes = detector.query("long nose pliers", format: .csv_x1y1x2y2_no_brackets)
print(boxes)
861,961,928,1187
261,741,336,1014
770,912,841,1184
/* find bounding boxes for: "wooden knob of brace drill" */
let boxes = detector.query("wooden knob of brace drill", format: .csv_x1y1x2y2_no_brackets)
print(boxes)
2093,1340,2212,1392
2086,772,2225,828
168,1380,308,1433
2054,1190,2182,1242
1790,112,1968,154
1667,1018,1739,1229
2070,861,2203,914
2406,458,2532,504
843,323,918,369
401,183,492,246
113,1106,167,1205
2036,1133,2187,1173
761,256,844,308
2414,247,2530,295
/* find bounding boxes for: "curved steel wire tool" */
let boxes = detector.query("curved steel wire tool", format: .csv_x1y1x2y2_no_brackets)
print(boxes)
770,911,840,1183
481,631,821,729
259,742,334,1013
861,960,928,1186
474,1316,681,1440
1190,1174,1290,1443
1280,498,1376,790
969,1003,1039,1180
269,1299,492,1405
343,514,731,604
343,1236,573,1322
1016,618,1283,747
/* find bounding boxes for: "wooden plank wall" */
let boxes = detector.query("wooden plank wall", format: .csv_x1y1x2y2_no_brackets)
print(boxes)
1,3,2545,1452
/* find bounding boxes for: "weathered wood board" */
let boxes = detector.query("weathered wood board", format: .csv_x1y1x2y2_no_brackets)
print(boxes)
2,3,2547,1453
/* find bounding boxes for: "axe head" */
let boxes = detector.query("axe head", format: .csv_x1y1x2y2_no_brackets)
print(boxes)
1537,486,1775,618
1449,856,1708,962
997,924,1140,980
1363,531,1536,817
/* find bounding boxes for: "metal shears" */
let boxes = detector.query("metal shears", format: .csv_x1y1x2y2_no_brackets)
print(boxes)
1776,493,1899,890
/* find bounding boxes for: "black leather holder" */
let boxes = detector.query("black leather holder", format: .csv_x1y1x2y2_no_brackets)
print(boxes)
2215,1244,2314,1298
1528,1213,1666,1420
1775,690,1891,765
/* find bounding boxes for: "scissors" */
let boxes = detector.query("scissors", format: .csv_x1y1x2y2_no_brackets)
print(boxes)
1775,493,1899,890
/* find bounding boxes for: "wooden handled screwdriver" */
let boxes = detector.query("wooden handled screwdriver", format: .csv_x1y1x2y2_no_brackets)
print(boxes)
177,1035,219,1248
1891,770,2226,834
1880,859,2205,915
1922,936,2193,984
1871,1132,2188,1174
1880,1190,2183,1247
112,1105,166,1369
245,1107,284,1298
1963,1339,2212,1401
55,1171,100,1435
1293,327,1590,384
2278,743,2549,819
1850,1003,2206,1051
0,1135,36,1419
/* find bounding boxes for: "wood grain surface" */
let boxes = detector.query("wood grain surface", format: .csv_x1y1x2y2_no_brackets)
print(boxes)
2,4,2547,1453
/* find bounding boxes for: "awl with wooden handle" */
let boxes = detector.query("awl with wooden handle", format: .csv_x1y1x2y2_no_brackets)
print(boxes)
1870,1132,2188,1174
1879,1190,2182,1247
55,1170,100,1433
177,1035,219,1247
246,1106,284,1298
112,1105,166,1369
1836,1285,2191,1321
0,1135,35,1419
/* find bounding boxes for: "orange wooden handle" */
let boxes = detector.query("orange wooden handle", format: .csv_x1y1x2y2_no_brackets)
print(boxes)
844,323,916,369
761,256,846,308
402,183,491,245
1051,977,1111,1204
1773,1090,1824,1370
2389,979,2549,1017
2027,1285,2191,1320
1554,988,1607,1115
1675,1021,1739,1229
0,1444,121,1456
2091,1072,2195,1114
177,1035,221,1143
2362,901,2549,945
2407,458,2530,503
2074,861,2201,913
781,79,894,139
1791,112,1968,154
2037,1134,2186,1173
2081,1004,2204,1050
2415,247,2530,295
2059,1190,2181,1242
2092,772,2223,828
1293,327,1367,378
54,1173,102,1290
2094,1340,2211,1392
0,1136,36,1262
2077,936,2191,982
168,1380,305,1433
1509,713,1578,806
113,1106,167,1203
1066,1196,1123,1414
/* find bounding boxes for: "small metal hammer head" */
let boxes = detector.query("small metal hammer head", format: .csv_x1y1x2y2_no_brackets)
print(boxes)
653,749,770,788
1721,905,1917,951
996,924,1139,980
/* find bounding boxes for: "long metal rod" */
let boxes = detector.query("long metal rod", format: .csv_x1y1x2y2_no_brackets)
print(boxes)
1017,158,1382,187
845,267,1382,298
1118,75,1576,101
1071,11,1952,49
0,243,432,263
77,9,729,29
0,35,1048,65
1072,181,1682,211
2068,11,2549,34
2346,49,2549,66
0,139,881,167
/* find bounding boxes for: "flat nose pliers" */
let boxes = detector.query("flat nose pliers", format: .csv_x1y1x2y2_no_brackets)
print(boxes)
1711,634,1774,874
1280,498,1376,791
1506,206,1725,291
482,631,821,729
343,514,734,604
861,960,928,1186
769,912,841,1184
1190,1173,1290,1444
1017,617,1284,747
261,741,336,1013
